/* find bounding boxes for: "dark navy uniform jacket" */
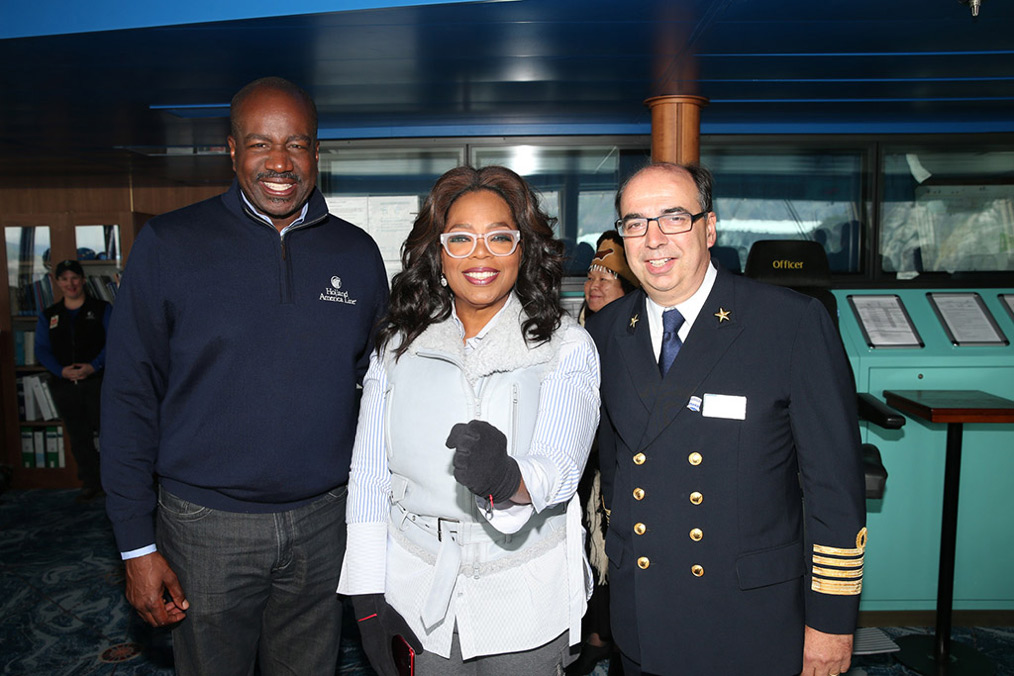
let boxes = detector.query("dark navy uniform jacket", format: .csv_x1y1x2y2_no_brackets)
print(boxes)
586,264,866,675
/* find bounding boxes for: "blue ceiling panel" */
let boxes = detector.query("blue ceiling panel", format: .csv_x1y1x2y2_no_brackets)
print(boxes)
1,0,1012,181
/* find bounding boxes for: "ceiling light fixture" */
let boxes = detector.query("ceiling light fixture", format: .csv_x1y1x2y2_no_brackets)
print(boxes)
959,0,983,17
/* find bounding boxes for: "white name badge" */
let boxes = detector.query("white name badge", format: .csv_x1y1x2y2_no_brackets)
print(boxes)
701,393,747,420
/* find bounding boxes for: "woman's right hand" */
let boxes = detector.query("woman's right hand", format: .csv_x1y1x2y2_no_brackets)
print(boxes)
352,593,423,676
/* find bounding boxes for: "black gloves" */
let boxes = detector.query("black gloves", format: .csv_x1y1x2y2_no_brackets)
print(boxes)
352,594,423,676
445,419,522,504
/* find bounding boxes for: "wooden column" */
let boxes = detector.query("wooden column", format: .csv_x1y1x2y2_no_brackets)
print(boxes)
645,95,709,165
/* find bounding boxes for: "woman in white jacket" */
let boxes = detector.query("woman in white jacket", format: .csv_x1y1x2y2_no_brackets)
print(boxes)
339,165,600,675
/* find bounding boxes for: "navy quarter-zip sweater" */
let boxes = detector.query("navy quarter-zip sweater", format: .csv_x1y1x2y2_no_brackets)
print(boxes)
101,180,389,552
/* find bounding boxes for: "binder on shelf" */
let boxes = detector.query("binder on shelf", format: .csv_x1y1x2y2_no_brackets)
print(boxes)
21,376,40,421
14,330,25,365
16,378,27,420
27,375,58,421
21,427,35,468
14,327,36,363
33,429,45,468
58,431,67,468
24,329,36,365
40,378,59,420
45,426,61,468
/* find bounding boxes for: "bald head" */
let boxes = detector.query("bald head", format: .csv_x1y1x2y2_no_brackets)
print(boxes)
230,77,318,142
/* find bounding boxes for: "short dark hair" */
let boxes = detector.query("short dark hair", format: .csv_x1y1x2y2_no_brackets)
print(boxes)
378,165,565,358
615,161,714,217
229,76,318,140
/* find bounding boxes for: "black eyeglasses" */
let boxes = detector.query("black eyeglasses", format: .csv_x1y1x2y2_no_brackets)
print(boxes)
615,211,708,238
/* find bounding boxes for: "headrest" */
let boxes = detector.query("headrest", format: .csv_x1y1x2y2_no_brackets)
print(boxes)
744,239,831,288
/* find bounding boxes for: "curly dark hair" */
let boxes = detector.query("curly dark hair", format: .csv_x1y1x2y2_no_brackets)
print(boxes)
378,165,565,359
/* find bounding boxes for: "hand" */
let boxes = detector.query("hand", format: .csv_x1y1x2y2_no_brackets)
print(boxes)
61,363,94,381
445,420,522,504
124,552,189,627
352,594,423,676
800,625,853,676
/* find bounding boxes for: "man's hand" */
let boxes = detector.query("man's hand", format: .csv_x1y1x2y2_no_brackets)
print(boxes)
124,552,189,627
801,625,852,676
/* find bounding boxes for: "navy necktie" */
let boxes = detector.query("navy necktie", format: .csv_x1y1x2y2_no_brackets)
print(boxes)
658,308,685,377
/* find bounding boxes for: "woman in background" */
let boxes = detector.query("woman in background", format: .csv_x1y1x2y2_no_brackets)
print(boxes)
569,231,639,676
35,259,111,503
340,165,600,675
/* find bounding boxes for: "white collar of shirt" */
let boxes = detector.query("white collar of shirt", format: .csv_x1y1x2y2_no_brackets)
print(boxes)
240,190,309,236
646,262,718,360
450,292,517,355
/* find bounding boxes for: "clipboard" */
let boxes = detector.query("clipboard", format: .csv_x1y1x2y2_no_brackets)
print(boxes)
847,294,923,349
927,292,1008,346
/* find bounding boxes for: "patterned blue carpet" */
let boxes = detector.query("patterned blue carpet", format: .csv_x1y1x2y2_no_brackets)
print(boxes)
1,488,1012,675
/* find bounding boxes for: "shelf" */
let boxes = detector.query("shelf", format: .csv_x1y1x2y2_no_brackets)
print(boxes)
2,210,147,489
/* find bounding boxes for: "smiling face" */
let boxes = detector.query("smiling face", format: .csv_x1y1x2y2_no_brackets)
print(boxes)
441,189,522,336
619,166,716,307
228,86,319,231
56,271,85,303
584,268,625,313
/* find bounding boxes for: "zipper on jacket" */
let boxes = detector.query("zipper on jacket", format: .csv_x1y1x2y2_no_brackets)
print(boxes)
243,205,327,305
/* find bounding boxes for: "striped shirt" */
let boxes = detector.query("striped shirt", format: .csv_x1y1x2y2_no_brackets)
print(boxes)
341,298,601,593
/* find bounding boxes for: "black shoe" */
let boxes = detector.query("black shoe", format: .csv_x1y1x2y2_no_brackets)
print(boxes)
565,641,613,675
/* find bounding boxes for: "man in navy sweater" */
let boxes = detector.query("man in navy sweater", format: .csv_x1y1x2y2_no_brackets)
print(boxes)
101,77,389,676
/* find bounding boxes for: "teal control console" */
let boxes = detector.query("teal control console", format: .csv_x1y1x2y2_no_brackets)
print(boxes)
834,288,1014,612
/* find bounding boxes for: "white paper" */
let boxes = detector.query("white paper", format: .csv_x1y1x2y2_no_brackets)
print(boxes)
850,296,921,347
930,292,1005,344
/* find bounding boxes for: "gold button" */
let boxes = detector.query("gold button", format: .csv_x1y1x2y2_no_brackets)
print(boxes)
689,528,703,541
692,564,704,577
633,488,645,500
688,452,702,466
634,522,647,535
637,557,650,569
689,491,703,505
633,452,646,465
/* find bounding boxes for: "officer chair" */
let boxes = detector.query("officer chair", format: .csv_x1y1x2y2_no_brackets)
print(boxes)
743,239,902,500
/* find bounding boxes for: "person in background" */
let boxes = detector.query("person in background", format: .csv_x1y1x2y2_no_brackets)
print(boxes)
580,230,640,323
586,162,865,676
35,258,111,503
568,231,639,676
339,165,600,675
100,77,388,676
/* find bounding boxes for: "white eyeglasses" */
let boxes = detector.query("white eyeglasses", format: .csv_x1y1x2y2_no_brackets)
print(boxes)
440,230,521,258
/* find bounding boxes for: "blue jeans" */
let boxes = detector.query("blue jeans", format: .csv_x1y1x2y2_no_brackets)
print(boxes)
156,486,347,676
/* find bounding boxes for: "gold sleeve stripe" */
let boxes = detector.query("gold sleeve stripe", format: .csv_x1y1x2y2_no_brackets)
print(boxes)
813,543,864,557
811,577,863,596
812,565,864,579
813,554,864,567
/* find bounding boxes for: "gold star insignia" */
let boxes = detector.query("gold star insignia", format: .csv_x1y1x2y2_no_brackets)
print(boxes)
630,314,640,328
714,308,731,322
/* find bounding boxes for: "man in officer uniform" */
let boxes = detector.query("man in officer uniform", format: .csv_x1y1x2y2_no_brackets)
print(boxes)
585,162,866,676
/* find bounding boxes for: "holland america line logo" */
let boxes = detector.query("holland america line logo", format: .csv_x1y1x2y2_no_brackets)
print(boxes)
320,275,358,304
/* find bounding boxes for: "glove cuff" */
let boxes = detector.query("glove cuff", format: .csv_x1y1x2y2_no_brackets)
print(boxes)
488,456,522,504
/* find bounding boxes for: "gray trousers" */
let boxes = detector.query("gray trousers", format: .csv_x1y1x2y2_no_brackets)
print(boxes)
414,628,573,676
156,486,347,676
